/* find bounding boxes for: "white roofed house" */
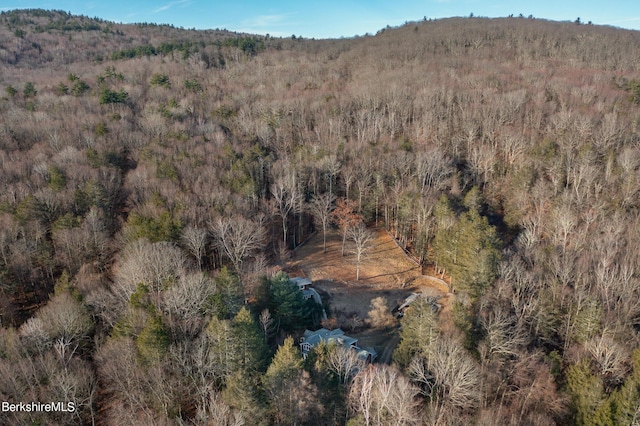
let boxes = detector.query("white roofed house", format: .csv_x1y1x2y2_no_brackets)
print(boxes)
299,328,377,363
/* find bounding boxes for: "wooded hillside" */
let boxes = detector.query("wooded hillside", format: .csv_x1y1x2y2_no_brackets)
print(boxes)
2,9,640,425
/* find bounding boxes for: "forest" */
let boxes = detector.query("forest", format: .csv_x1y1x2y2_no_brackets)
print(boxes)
1,8,640,425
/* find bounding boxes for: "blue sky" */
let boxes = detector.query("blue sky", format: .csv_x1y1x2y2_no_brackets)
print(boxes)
2,1,640,38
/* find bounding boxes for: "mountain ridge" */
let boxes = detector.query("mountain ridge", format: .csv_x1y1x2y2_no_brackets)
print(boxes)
2,8,640,72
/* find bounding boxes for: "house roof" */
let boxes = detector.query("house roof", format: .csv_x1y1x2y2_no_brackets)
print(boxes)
301,328,358,349
300,328,377,362
290,276,312,289
356,346,378,362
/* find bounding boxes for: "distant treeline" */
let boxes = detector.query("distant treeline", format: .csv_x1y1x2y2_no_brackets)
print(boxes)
1,9,105,32
110,36,265,60
110,36,265,61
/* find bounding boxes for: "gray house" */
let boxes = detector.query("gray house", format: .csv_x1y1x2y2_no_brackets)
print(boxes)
299,328,377,362
290,276,326,320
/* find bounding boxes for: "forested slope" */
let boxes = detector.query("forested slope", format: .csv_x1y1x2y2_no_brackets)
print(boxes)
1,9,640,425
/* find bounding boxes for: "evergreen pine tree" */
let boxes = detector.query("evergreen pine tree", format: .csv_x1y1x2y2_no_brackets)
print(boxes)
232,307,270,373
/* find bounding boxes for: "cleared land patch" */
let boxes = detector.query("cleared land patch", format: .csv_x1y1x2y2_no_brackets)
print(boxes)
287,227,454,361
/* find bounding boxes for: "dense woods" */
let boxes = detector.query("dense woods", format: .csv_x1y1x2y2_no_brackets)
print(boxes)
2,8,640,425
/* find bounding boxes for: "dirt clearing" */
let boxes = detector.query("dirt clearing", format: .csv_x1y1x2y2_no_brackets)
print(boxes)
287,227,455,360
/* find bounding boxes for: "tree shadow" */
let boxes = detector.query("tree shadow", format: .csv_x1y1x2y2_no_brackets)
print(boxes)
370,245,399,255
364,267,420,280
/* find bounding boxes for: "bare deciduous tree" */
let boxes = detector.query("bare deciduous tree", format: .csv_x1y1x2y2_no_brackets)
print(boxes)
161,272,215,337
270,174,301,246
585,330,629,383
307,193,335,253
0,213,19,270
195,390,246,426
27,292,94,363
350,224,374,280
366,297,397,329
213,216,265,274
349,364,421,426
181,225,208,271
168,336,218,403
355,163,372,213
331,198,363,256
415,147,453,193
409,334,481,421
51,208,109,273
342,162,356,200
326,344,364,386
478,300,528,358
96,336,161,423
324,154,341,199
114,239,187,304
468,143,496,188
258,309,274,342
19,316,50,355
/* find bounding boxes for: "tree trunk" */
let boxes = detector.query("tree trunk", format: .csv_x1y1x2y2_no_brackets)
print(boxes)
322,224,327,253
342,228,347,256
